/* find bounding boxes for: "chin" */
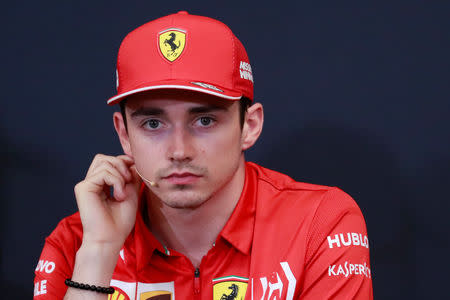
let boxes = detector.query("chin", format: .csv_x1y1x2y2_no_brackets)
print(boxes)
162,190,212,209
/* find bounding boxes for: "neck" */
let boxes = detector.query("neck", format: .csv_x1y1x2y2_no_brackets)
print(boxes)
145,158,246,267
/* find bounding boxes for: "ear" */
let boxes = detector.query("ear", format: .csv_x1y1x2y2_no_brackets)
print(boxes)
241,102,264,151
113,111,133,157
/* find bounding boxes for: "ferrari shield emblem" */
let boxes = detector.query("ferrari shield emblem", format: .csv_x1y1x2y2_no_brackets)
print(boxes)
213,276,248,300
159,28,186,62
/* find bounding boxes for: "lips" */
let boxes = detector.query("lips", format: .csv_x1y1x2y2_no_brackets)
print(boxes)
162,172,202,185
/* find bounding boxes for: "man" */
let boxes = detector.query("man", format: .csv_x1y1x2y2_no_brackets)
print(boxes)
34,11,373,299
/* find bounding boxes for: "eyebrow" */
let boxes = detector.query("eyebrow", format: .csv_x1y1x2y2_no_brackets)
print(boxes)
130,104,229,118
130,107,164,118
188,105,229,114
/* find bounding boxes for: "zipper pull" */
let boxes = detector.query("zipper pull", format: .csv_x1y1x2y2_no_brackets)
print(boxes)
194,268,200,295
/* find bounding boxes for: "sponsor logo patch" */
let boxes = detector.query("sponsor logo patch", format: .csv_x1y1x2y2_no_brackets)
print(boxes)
239,61,253,83
327,233,369,249
108,280,175,300
328,261,371,279
34,280,47,296
138,282,175,300
159,28,186,62
140,290,172,300
108,286,131,300
249,262,297,300
35,260,56,274
213,276,248,300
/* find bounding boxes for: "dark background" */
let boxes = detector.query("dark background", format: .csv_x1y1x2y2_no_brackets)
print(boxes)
2,1,449,299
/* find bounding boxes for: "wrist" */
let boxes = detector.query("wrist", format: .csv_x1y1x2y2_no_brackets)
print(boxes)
71,243,121,286
80,237,124,254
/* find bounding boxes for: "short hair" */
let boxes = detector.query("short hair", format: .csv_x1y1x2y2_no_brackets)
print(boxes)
119,96,252,131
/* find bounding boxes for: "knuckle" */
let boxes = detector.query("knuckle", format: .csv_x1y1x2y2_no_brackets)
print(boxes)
94,157,114,170
94,153,103,160
94,153,107,163
74,181,85,193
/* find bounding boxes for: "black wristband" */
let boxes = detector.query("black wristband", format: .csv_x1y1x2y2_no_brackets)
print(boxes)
65,279,115,294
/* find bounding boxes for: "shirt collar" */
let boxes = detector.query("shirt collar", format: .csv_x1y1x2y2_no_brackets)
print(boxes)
219,162,257,255
133,184,166,270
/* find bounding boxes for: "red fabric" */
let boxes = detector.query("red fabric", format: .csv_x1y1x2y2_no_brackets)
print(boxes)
34,162,373,299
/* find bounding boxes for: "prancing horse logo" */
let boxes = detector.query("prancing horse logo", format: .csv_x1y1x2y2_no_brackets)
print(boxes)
158,28,186,62
220,284,238,300
164,33,179,52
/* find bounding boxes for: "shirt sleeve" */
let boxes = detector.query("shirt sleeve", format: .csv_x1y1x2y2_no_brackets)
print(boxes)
300,187,373,299
34,218,80,299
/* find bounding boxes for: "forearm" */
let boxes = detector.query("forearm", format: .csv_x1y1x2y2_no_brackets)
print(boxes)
63,243,120,300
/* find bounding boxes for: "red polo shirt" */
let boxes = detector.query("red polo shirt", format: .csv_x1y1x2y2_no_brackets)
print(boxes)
34,162,373,299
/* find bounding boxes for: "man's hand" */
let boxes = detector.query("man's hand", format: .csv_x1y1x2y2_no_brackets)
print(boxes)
64,154,141,299
74,154,141,250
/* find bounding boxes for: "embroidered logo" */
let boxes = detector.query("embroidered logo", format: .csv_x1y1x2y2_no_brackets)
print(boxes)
239,61,253,83
140,290,173,300
213,276,248,300
138,282,175,300
108,280,175,300
108,286,131,300
249,262,296,300
159,28,186,62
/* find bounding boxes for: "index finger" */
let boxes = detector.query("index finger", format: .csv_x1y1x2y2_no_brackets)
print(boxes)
117,155,135,165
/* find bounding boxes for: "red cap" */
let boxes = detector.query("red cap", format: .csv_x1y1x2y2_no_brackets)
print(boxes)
107,11,254,105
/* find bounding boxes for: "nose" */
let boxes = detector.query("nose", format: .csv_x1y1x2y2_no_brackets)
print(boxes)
166,126,194,163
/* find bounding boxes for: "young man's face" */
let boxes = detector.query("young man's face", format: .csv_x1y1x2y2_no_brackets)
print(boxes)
114,90,255,209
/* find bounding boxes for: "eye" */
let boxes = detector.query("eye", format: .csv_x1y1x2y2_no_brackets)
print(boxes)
197,117,214,127
144,119,161,129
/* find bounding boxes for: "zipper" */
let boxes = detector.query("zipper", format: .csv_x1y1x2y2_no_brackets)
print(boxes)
194,268,200,295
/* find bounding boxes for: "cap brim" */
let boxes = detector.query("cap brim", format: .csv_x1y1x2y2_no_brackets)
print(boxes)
107,80,242,105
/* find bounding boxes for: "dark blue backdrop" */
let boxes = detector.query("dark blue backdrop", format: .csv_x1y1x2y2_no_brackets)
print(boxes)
2,1,449,299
